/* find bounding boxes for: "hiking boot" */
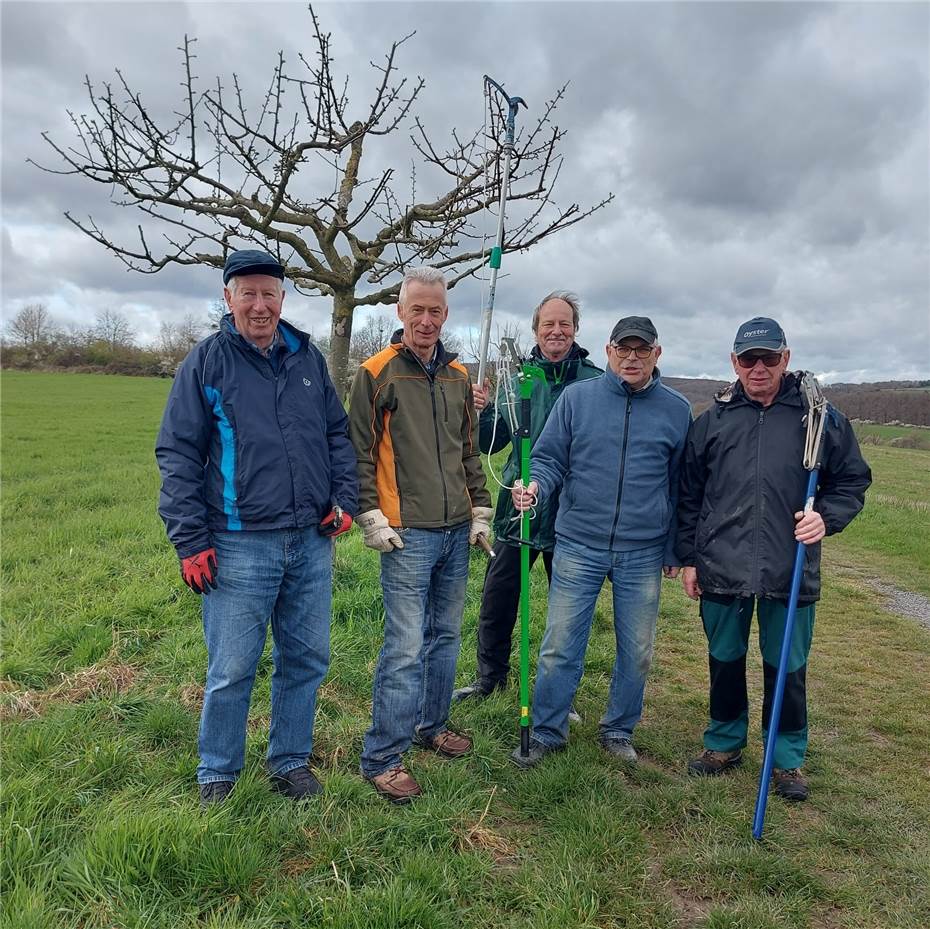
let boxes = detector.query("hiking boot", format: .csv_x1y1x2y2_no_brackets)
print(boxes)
270,766,323,800
199,781,234,808
419,729,472,759
601,737,638,763
510,738,561,769
568,704,582,725
687,748,743,776
773,767,809,802
366,765,422,804
451,680,503,702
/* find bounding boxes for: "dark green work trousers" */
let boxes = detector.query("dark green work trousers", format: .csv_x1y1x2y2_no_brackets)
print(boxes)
700,594,815,770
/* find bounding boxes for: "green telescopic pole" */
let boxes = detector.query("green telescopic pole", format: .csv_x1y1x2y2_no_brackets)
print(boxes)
518,379,533,754
515,361,544,756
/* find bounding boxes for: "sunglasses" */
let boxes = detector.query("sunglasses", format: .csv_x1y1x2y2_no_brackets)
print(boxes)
736,351,784,369
611,343,655,360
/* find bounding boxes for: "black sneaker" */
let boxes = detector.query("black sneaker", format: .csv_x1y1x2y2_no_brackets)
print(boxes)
510,738,561,769
773,767,809,802
199,781,234,808
687,748,743,776
451,680,503,703
270,766,323,800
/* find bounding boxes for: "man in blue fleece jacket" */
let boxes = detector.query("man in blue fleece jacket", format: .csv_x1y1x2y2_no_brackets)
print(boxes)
509,316,691,767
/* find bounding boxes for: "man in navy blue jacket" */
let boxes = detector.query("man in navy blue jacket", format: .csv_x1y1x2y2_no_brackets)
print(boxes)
156,249,358,806
510,316,691,768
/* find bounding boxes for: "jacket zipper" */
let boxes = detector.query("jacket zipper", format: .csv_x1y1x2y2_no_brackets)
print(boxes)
607,394,633,549
751,408,765,590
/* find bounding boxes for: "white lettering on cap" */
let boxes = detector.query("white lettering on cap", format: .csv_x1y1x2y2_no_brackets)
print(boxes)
742,328,770,338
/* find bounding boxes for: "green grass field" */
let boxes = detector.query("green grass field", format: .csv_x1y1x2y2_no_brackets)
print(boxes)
2,370,929,929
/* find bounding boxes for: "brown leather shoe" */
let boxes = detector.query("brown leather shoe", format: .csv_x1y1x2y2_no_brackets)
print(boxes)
367,765,422,804
421,729,472,758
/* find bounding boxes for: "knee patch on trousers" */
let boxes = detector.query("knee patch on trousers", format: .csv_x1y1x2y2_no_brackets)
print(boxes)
708,654,748,723
762,661,808,732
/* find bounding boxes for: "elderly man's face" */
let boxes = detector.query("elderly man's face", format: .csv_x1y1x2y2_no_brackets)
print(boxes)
606,337,661,391
731,348,790,407
224,274,284,349
534,299,576,362
397,280,448,359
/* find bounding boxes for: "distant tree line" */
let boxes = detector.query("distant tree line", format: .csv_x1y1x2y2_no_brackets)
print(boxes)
824,384,930,427
660,377,930,427
2,303,209,377
7,306,925,427
1,303,466,381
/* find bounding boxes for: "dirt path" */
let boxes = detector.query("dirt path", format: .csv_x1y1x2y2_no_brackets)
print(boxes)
828,557,930,632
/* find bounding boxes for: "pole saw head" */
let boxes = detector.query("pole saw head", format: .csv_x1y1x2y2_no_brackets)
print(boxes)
798,371,828,471
483,75,527,143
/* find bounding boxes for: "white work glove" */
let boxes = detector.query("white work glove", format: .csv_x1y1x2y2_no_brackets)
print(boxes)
356,509,405,552
469,506,494,546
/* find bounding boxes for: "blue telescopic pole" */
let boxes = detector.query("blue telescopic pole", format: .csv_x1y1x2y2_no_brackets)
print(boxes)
752,466,819,840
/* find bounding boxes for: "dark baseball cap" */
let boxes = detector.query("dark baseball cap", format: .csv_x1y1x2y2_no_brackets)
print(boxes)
610,315,658,345
223,249,285,285
732,317,787,354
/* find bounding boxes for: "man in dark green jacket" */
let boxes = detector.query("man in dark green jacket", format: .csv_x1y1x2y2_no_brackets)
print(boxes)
453,292,602,701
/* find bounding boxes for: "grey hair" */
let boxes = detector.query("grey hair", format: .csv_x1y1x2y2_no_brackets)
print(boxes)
399,266,447,304
227,276,283,296
531,291,580,332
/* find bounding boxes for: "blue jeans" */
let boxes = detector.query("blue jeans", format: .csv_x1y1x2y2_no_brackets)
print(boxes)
198,528,332,784
531,537,664,748
360,525,470,777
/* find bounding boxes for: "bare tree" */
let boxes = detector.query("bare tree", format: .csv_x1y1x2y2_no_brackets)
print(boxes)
6,303,54,347
207,299,227,331
350,311,395,362
158,313,203,355
34,6,611,394
93,309,135,350
464,318,530,367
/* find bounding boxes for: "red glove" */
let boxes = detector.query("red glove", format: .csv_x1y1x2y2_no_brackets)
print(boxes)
181,548,218,594
319,506,353,538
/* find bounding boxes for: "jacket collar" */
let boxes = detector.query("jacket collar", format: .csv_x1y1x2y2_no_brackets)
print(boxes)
222,313,307,356
529,342,592,379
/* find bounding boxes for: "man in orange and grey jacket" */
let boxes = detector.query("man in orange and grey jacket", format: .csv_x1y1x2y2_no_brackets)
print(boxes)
348,265,492,805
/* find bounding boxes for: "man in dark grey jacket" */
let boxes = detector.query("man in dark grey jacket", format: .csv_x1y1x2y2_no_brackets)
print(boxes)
676,317,871,802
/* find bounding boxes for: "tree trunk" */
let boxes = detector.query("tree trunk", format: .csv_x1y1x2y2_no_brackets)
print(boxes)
328,290,355,399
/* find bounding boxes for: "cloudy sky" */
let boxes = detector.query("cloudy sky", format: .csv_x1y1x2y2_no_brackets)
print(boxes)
2,1,928,382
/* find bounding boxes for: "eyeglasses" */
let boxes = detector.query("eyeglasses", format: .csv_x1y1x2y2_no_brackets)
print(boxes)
610,343,655,360
736,351,784,369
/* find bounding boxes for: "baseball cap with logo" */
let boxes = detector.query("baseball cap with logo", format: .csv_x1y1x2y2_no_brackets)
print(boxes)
732,317,787,355
610,315,658,345
223,249,286,285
